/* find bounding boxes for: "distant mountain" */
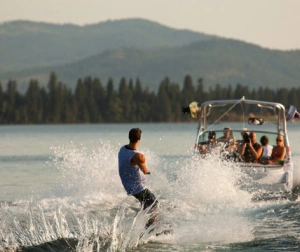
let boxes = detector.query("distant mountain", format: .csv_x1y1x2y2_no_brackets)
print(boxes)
1,18,300,91
0,18,215,74
3,38,300,91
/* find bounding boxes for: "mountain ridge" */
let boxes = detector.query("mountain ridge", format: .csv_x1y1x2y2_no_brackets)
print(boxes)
1,18,300,91
0,18,216,73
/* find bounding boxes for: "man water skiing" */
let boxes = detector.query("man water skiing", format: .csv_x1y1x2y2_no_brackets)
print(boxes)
118,128,158,228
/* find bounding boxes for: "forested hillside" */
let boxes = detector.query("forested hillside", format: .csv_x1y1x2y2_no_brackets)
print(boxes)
2,19,300,92
0,72,298,124
49,39,300,90
0,19,214,73
5,39,300,92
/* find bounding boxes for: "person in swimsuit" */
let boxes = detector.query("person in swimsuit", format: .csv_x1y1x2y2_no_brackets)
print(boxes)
268,135,286,165
118,128,158,227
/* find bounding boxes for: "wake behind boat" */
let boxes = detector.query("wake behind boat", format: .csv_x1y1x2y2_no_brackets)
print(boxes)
183,96,298,195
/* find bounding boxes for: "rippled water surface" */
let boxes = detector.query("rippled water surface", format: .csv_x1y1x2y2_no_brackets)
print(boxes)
1,123,300,251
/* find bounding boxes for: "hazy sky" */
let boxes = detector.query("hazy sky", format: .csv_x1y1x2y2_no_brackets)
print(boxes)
1,0,299,50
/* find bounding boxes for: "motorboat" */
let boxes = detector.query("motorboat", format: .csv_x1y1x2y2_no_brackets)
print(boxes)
184,96,297,195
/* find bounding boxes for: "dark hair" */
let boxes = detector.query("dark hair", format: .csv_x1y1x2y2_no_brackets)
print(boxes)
260,135,269,146
208,131,216,139
129,128,142,143
243,132,250,143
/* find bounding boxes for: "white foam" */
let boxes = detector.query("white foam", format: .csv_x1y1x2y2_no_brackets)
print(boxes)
1,138,294,250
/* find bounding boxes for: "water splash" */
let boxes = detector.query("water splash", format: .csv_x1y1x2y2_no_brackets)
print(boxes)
0,197,168,251
155,153,255,244
2,138,292,251
50,140,125,197
0,140,173,251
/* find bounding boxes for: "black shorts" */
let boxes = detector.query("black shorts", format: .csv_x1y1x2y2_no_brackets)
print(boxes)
133,188,158,210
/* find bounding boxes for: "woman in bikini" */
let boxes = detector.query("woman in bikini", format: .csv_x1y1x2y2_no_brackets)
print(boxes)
268,135,286,165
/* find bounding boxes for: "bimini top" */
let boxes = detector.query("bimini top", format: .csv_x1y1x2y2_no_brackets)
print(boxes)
196,96,287,135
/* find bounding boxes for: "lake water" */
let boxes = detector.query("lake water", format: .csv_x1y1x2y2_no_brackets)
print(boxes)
1,123,300,251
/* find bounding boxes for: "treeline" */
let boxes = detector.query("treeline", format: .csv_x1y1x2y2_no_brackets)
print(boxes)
0,72,299,124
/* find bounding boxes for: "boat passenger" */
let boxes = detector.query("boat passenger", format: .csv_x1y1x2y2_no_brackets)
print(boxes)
221,137,241,162
217,126,238,154
199,131,217,155
207,131,218,152
199,144,207,155
236,129,249,151
227,137,237,152
268,135,286,165
240,131,262,163
208,131,216,143
218,126,232,142
260,135,273,164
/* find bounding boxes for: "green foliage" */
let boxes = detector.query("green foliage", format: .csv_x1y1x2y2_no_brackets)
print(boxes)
4,40,300,93
0,73,299,124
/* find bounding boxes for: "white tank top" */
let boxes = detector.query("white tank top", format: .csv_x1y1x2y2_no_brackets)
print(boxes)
118,145,146,195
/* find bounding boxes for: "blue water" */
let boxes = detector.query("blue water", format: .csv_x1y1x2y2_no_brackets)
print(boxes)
1,123,300,251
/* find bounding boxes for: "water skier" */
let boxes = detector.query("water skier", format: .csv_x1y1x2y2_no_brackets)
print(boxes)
118,128,158,228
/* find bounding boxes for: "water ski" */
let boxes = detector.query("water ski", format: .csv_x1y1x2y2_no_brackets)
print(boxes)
155,228,173,236
140,225,173,239
146,225,173,237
